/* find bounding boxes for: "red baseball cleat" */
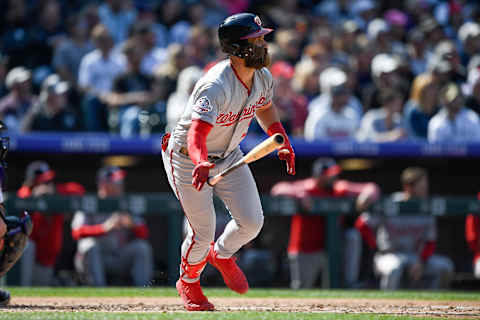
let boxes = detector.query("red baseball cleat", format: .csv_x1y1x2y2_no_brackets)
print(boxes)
207,244,249,294
176,279,215,311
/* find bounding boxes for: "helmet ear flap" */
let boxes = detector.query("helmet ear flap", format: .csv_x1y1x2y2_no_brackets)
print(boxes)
230,43,241,56
221,38,254,58
221,41,243,57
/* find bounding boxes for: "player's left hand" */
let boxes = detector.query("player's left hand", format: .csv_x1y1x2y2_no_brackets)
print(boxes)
278,142,295,175
356,183,380,212
192,162,216,191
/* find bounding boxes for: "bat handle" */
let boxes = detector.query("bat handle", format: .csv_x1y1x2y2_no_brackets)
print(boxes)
207,160,245,186
207,175,221,186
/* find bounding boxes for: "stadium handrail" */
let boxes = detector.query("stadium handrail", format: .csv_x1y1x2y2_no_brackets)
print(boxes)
5,192,479,216
8,132,480,157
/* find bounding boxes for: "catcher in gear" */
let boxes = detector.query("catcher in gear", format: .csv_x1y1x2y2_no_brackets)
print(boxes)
0,121,33,306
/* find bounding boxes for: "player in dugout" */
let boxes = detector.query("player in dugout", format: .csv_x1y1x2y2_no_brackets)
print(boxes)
271,157,380,289
355,167,454,290
17,160,85,286
71,165,153,287
465,192,480,279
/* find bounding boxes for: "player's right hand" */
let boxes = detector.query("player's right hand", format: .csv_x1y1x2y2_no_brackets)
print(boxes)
192,162,215,191
103,213,122,232
278,144,295,175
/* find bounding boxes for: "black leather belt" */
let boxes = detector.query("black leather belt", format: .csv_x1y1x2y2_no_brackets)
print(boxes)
178,147,222,161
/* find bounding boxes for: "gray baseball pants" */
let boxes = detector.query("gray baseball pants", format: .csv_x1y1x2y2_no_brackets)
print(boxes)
20,240,55,286
162,139,264,283
374,252,454,289
288,251,329,289
75,239,153,286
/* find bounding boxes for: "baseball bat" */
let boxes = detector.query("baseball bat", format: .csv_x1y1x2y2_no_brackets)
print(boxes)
207,133,285,186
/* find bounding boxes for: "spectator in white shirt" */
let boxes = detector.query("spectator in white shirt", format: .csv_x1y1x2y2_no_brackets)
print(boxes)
304,68,360,141
78,24,126,131
309,66,363,117
428,83,480,143
357,89,406,142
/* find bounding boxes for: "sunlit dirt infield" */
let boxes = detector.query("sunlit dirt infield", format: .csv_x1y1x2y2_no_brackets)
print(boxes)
3,297,480,318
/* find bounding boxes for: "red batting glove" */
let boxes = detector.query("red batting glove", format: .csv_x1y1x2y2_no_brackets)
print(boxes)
278,146,295,175
192,162,216,191
267,122,296,175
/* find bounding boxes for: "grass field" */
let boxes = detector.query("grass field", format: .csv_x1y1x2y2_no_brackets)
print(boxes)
2,287,480,319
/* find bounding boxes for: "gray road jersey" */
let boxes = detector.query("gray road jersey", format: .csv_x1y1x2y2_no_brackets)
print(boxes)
172,59,273,157
72,211,145,254
360,192,436,253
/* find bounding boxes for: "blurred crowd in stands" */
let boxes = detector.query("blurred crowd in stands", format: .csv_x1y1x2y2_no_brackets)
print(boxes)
1,0,480,141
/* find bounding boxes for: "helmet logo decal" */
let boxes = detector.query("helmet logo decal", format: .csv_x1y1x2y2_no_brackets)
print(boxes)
254,16,262,27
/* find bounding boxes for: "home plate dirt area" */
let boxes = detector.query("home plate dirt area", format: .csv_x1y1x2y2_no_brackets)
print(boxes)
4,297,480,318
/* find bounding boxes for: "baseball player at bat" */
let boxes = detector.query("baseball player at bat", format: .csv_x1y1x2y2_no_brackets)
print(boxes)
161,13,295,311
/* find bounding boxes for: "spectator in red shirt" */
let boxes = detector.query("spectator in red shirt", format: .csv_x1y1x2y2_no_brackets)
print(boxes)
270,158,380,288
465,192,480,279
71,166,153,286
17,161,85,286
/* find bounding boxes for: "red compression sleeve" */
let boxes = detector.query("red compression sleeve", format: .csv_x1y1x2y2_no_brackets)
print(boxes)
56,182,86,195
466,214,480,252
420,241,436,262
267,121,288,139
187,119,213,165
355,217,377,249
72,225,107,240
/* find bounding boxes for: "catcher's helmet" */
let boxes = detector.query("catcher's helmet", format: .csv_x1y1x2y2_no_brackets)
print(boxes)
218,13,273,58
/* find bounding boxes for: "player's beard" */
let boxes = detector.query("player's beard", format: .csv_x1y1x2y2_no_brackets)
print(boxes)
244,45,271,70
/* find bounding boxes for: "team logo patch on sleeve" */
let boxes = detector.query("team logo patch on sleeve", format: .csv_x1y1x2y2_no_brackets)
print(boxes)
193,96,213,113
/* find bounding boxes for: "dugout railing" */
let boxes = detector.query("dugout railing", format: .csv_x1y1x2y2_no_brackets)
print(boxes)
4,193,478,288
